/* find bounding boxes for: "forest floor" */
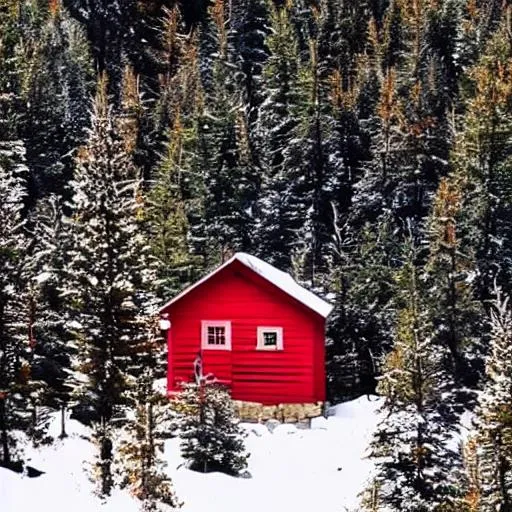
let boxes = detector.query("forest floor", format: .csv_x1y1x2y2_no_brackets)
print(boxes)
0,396,382,512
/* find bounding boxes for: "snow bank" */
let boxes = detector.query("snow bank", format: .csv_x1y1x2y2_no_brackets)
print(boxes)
167,395,383,512
0,413,141,512
1,396,382,512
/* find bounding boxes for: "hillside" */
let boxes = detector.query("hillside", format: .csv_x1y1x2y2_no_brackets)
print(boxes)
1,397,382,512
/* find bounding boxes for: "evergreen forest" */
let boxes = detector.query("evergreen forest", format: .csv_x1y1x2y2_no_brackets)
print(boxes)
2,0,512,510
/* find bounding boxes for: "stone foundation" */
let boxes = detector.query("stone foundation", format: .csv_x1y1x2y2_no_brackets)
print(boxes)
233,400,324,423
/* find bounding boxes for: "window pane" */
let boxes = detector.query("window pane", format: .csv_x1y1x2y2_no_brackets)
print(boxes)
263,332,277,346
214,326,225,345
203,322,230,349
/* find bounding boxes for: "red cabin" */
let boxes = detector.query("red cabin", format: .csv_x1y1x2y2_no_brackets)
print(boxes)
159,253,333,405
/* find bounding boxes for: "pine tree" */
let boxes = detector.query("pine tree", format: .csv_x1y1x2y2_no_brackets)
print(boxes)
356,0,455,238
0,137,30,468
193,0,258,264
147,114,202,300
425,176,485,393
15,1,93,203
153,5,200,138
255,1,308,271
321,4,391,399
64,76,157,495
317,0,372,81
452,21,512,302
368,238,461,511
459,436,482,512
231,0,269,131
459,0,508,69
147,9,205,298
475,290,512,511
118,317,180,511
174,381,248,476
27,195,72,438
350,65,403,230
0,0,23,140
327,219,396,400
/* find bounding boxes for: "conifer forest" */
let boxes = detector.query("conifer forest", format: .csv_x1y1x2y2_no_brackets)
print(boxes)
2,0,512,511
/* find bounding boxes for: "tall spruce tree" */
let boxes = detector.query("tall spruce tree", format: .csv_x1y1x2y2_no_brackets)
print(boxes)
475,291,512,511
118,317,180,511
425,176,485,394
367,238,461,511
452,22,512,302
254,1,307,271
0,0,23,140
15,0,93,203
64,77,157,495
194,0,258,264
326,218,395,400
147,9,205,298
147,114,202,300
231,0,269,132
27,195,72,438
0,138,30,467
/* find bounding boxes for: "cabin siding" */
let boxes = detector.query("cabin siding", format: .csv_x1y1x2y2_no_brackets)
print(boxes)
164,260,326,405
313,319,326,402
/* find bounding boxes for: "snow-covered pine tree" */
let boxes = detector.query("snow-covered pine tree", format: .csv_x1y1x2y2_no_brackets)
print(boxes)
147,114,202,300
474,290,512,511
317,2,392,400
254,1,308,272
317,0,372,80
425,176,485,396
326,218,395,400
63,0,138,100
174,381,248,476
458,0,507,70
193,0,258,265
353,0,455,243
144,7,205,300
0,3,56,452
0,0,23,141
15,0,93,203
118,316,180,512
451,22,512,302
349,5,405,226
64,75,157,495
342,62,405,398
230,0,269,130
366,237,462,511
0,137,31,468
154,5,204,133
26,195,72,438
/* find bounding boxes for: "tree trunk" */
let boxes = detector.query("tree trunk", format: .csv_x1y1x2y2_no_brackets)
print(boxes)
0,398,10,467
59,405,67,439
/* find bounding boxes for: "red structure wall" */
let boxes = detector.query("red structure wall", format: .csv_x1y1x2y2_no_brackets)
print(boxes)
162,259,326,405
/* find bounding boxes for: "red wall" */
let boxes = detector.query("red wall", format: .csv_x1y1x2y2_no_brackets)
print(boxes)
163,260,326,405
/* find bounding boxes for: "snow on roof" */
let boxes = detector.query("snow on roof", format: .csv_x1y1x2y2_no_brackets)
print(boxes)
159,252,333,318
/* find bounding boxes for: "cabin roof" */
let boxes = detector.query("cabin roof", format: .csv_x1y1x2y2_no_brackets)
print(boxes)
159,252,333,318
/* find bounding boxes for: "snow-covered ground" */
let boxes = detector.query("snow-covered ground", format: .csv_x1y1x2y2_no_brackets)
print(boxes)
0,396,382,512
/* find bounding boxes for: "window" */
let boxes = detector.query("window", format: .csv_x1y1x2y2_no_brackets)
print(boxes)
201,321,232,350
257,327,283,351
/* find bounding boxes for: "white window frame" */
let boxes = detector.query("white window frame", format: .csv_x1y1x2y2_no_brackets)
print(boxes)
201,321,232,350
256,327,283,351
